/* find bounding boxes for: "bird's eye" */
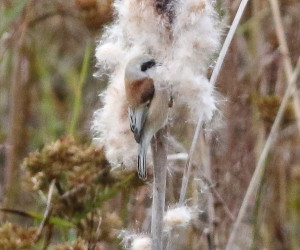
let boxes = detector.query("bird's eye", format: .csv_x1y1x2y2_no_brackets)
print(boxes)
141,60,156,72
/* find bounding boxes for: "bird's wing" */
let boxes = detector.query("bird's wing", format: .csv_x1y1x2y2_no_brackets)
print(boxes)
127,77,155,143
129,105,149,143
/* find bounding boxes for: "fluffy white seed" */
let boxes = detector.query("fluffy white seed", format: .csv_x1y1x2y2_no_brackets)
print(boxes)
164,206,193,229
131,236,152,250
92,0,222,168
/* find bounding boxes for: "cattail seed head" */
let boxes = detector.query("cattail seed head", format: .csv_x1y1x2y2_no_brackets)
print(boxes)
93,0,222,169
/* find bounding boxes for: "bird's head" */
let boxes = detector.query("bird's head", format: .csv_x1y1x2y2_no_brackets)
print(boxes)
125,55,156,84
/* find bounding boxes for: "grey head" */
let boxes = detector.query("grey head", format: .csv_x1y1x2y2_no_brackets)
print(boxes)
125,55,156,83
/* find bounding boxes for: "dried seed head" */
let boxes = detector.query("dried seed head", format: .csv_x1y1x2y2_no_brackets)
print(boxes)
93,0,223,168
164,206,193,230
131,236,152,250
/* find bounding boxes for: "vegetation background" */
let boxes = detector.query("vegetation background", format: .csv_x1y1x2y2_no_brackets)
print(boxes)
0,0,300,249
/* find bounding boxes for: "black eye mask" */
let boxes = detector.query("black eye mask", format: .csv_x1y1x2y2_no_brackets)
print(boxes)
141,60,156,72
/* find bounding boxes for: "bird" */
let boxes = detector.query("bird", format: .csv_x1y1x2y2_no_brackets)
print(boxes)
124,55,169,180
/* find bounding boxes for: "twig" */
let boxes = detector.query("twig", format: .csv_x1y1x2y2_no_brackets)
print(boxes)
179,113,203,204
95,217,103,241
60,183,86,200
0,208,35,218
35,179,56,242
225,57,300,250
199,131,215,248
269,0,300,132
151,129,168,250
210,0,251,87
197,174,235,222
179,0,251,204
209,186,235,222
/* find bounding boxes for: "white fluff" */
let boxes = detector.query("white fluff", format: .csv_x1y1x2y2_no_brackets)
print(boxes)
92,68,138,169
119,231,152,250
164,206,193,229
131,236,152,250
93,0,222,168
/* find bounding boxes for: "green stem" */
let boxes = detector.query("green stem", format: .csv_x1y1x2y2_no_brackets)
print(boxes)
69,42,91,137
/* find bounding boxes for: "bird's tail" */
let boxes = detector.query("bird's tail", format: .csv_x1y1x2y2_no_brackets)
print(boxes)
137,137,151,180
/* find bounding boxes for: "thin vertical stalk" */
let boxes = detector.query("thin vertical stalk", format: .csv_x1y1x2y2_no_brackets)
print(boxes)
199,132,215,249
179,113,203,204
179,0,251,204
269,0,300,132
5,19,30,207
151,129,167,250
35,179,56,241
210,0,250,87
225,57,300,250
69,42,91,137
